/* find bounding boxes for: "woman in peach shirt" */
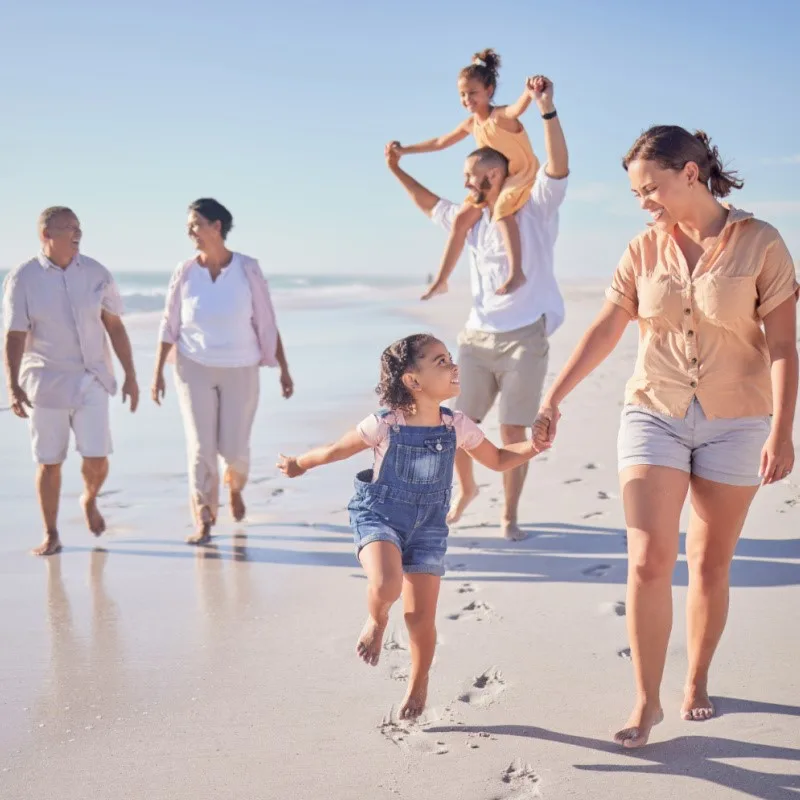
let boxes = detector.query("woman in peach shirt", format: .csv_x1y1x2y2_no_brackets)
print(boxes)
535,126,798,748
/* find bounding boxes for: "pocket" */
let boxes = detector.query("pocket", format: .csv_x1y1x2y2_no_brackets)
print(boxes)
394,438,455,484
695,276,756,324
636,273,676,319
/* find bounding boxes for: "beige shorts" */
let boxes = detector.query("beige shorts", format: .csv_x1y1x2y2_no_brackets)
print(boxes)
453,317,549,426
29,379,112,465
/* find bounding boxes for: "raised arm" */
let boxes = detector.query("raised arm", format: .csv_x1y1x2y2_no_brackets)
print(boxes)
501,85,534,120
385,143,441,217
277,428,369,478
529,75,568,179
392,119,472,155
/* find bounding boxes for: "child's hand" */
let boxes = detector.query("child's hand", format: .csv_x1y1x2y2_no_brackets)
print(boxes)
277,454,306,478
533,404,560,448
385,141,403,168
526,75,554,111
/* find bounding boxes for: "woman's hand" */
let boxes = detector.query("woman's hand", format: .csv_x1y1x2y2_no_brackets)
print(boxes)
280,369,294,399
533,402,561,449
277,454,306,478
151,371,166,405
527,75,555,113
760,431,795,484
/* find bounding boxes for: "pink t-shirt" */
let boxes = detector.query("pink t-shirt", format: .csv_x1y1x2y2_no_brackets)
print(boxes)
356,410,485,480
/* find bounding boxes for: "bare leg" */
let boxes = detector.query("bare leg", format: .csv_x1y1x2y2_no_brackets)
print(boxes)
81,457,109,536
614,465,689,748
495,214,526,295
422,203,483,300
500,424,529,541
399,572,440,719
33,463,63,556
683,476,758,721
447,447,480,524
356,541,403,666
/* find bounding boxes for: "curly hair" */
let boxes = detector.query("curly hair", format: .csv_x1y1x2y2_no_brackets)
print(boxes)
459,48,501,95
376,334,439,413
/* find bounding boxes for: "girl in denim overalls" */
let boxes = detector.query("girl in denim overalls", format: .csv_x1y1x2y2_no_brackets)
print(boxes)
278,334,546,719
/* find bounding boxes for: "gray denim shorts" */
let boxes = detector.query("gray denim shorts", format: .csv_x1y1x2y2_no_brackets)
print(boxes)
618,398,771,486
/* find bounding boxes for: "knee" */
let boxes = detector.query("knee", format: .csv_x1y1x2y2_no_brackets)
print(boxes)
81,457,107,478
500,424,527,446
628,542,676,584
38,463,62,477
404,607,436,633
370,574,403,605
688,553,731,587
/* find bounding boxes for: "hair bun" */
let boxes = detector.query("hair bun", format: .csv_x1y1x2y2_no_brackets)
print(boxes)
473,48,501,73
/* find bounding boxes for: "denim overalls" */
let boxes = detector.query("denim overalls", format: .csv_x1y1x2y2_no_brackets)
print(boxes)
347,408,456,577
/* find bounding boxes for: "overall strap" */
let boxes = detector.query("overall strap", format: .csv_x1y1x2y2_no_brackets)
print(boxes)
440,407,455,428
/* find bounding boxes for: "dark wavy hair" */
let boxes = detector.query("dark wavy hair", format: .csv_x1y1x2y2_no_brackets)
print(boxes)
376,334,439,413
459,48,501,96
623,125,744,198
188,198,234,239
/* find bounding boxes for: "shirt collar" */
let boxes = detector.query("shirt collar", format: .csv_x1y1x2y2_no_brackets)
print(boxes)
38,252,80,271
650,203,754,235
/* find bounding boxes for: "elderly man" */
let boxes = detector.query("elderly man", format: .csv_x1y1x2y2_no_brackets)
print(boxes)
3,207,139,555
386,76,568,541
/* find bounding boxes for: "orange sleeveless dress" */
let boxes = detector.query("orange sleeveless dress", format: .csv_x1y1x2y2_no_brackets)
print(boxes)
469,109,540,222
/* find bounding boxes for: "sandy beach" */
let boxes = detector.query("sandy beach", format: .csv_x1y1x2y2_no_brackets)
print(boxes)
1,281,799,800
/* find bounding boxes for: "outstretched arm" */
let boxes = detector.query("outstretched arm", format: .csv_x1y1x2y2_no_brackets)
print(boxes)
528,75,568,178
277,428,369,477
385,143,441,217
501,86,534,120
393,119,472,155
467,437,545,472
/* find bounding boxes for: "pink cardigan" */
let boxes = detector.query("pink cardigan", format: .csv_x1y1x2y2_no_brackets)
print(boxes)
158,254,280,368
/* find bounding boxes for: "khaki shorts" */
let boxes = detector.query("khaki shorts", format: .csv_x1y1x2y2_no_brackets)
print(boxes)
29,379,112,465
453,317,549,426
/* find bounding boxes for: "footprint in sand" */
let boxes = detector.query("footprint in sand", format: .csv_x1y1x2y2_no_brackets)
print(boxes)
457,583,476,594
584,462,598,470
617,647,632,661
494,759,541,799
597,490,611,500
447,600,496,622
611,601,626,617
582,510,604,520
383,630,408,652
389,665,409,682
379,710,445,754
564,477,582,485
271,488,284,497
458,667,507,707
582,563,612,577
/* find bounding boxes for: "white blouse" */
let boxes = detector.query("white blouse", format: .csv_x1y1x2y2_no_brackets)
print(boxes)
177,255,262,368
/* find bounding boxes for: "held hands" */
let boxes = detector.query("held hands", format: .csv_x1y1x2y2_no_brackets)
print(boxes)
385,141,403,169
525,75,555,113
8,384,32,419
760,431,794,485
533,403,561,450
277,454,306,478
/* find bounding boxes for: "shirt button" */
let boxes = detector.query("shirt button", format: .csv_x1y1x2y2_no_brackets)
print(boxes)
690,380,697,388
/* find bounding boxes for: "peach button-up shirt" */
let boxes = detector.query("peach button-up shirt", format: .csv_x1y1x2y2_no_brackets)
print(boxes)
606,206,798,420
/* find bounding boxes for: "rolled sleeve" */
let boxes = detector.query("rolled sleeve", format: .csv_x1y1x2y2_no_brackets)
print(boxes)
756,234,799,319
100,276,124,317
2,271,30,332
606,244,639,318
430,199,459,233
530,165,568,214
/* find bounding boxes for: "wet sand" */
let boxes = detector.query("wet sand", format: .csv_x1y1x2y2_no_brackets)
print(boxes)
1,282,799,799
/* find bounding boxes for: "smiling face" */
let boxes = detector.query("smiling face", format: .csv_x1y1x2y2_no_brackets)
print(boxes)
458,76,493,114
403,339,460,404
463,154,501,205
41,211,82,264
627,158,700,230
187,210,222,251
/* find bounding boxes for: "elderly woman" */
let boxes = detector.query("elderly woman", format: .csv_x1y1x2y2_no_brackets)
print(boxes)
152,198,293,544
535,126,798,748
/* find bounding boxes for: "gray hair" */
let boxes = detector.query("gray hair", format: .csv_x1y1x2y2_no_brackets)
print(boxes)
467,146,509,178
38,206,76,230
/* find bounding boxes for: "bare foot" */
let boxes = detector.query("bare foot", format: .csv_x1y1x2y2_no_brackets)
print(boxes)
446,485,480,524
495,273,527,296
681,684,715,721
399,674,429,720
81,494,106,536
421,281,449,301
187,507,213,545
230,490,246,522
502,521,528,541
356,616,387,666
32,532,63,557
613,702,664,748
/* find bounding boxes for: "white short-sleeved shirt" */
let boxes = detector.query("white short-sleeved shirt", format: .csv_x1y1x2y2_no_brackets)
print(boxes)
177,255,262,368
431,165,568,335
357,410,485,480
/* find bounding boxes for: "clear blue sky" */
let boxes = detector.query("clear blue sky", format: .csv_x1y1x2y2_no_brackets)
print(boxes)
1,0,798,277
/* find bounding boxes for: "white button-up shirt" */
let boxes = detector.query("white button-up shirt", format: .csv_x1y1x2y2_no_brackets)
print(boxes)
2,253,123,408
432,165,568,335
